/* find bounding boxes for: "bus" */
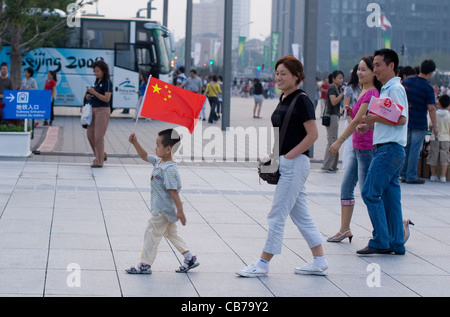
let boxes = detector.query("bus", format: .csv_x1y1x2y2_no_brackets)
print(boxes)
0,16,175,109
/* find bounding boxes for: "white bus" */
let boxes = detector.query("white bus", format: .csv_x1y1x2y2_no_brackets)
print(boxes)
0,16,175,109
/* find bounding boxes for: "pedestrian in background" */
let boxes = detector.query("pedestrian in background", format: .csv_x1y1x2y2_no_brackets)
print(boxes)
44,71,57,126
400,59,438,184
321,70,345,172
204,75,222,124
428,94,450,183
252,78,264,118
85,60,112,168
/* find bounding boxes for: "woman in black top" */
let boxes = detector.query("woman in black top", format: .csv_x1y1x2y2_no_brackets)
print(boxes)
237,55,328,278
252,78,264,118
85,61,112,168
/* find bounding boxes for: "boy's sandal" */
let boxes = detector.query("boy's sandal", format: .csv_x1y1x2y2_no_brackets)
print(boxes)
125,263,152,274
176,256,199,273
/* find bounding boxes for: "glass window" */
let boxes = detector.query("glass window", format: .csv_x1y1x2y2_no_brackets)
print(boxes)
154,29,171,74
82,20,129,49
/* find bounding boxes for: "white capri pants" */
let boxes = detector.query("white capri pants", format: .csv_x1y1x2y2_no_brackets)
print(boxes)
263,154,324,255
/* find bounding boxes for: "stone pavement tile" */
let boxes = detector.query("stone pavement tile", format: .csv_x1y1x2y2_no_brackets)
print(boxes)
47,249,116,271
0,269,46,296
119,271,198,297
0,232,49,250
259,274,346,297
44,269,121,297
393,275,450,297
0,248,48,270
49,233,111,250
189,272,275,297
326,273,419,297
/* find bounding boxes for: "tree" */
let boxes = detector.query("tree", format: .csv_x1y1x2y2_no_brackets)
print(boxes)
0,0,91,88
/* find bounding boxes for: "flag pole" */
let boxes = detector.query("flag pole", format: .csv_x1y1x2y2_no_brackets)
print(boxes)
127,75,152,153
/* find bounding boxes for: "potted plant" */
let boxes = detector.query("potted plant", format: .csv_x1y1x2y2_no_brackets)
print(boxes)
0,104,32,157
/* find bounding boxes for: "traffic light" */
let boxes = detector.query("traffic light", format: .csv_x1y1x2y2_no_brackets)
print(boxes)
209,60,214,65
400,44,405,56
257,65,261,71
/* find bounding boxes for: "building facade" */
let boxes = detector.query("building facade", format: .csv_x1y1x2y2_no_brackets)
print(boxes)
271,0,450,74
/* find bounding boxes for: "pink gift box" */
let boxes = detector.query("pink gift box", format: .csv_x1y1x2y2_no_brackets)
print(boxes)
368,96,404,125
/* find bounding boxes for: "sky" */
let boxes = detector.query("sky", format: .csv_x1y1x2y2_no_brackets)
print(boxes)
81,0,272,40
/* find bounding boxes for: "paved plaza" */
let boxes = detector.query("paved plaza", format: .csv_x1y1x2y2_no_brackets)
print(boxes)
0,97,449,298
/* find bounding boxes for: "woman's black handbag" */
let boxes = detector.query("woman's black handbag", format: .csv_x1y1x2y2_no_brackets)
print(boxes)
322,115,331,127
258,92,305,185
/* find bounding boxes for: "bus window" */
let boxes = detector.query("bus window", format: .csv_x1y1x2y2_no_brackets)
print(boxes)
115,43,137,71
154,30,171,74
82,20,129,49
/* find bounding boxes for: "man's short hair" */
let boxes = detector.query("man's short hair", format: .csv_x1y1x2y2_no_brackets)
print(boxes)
374,48,399,74
420,59,436,75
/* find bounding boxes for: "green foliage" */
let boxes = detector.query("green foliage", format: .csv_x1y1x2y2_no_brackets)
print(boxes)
0,122,26,132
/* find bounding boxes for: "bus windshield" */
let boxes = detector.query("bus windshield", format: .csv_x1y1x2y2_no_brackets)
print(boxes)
154,29,172,75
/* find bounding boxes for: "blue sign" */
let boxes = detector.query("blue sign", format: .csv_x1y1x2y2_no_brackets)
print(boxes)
2,90,51,119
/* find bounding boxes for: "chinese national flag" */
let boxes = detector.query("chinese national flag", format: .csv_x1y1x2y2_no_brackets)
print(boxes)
139,77,206,133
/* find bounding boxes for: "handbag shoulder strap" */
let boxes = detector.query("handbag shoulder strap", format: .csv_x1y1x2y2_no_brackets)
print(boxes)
279,91,306,147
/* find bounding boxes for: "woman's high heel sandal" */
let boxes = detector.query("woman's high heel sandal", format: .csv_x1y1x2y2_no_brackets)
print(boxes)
403,219,414,243
327,230,353,243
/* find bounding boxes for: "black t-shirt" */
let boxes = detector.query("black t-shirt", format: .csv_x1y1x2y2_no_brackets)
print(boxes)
254,82,263,95
90,78,112,108
271,89,316,157
325,85,341,116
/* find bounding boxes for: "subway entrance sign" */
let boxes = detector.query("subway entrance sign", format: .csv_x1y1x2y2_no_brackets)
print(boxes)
2,90,51,120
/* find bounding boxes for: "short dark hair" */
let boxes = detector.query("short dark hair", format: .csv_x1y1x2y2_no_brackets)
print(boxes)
0,62,8,69
420,59,436,75
374,48,399,74
439,94,450,108
25,67,34,77
275,55,305,85
158,129,181,153
400,66,416,78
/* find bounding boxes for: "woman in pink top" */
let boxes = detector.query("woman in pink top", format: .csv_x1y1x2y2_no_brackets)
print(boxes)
327,56,381,243
44,71,57,126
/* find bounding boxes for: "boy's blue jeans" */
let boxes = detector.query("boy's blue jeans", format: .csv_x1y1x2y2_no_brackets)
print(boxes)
362,143,405,253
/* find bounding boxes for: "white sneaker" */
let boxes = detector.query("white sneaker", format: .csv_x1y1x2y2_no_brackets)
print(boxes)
440,176,447,183
430,175,438,182
236,262,268,278
294,263,327,276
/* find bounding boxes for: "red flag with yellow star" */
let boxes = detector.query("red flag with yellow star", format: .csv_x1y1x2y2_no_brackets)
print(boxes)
139,77,207,133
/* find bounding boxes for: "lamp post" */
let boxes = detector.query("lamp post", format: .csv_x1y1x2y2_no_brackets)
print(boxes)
222,0,233,131
184,0,193,74
303,0,318,158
